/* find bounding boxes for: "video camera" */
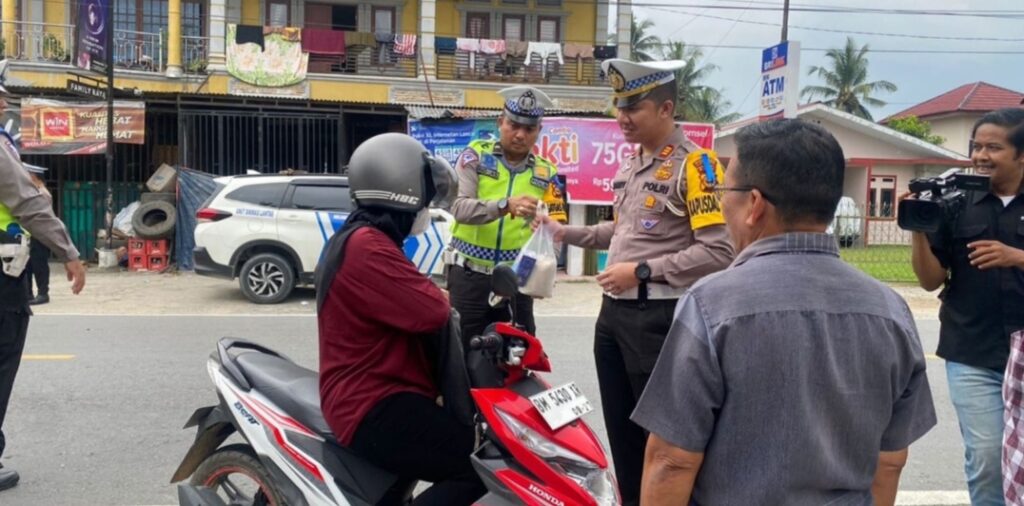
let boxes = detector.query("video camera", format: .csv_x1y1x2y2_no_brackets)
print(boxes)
897,168,989,233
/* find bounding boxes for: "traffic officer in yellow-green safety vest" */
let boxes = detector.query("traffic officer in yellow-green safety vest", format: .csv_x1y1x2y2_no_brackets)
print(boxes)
0,62,86,493
446,85,566,342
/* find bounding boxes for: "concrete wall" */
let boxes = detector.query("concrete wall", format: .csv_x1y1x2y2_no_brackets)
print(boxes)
929,113,980,157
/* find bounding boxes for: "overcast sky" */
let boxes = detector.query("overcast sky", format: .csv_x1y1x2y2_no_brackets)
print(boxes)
620,0,1024,122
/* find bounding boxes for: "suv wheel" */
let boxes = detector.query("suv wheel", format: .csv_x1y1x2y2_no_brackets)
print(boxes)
239,253,295,304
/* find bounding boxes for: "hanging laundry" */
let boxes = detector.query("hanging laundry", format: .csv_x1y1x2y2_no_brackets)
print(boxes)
264,26,301,42
479,39,506,55
374,32,394,63
343,31,377,48
435,37,457,55
302,28,346,55
393,34,417,56
562,43,594,59
456,38,481,53
524,42,563,65
504,40,529,58
235,25,265,51
593,45,618,60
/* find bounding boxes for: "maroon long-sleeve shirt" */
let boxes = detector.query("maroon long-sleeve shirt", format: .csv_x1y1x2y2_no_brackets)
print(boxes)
318,227,449,445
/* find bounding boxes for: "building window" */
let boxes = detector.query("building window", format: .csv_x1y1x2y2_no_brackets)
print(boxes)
303,3,358,31
502,15,524,41
870,176,896,218
266,0,290,27
466,13,491,38
372,6,396,34
501,0,527,4
537,16,559,42
536,0,562,5
114,0,204,36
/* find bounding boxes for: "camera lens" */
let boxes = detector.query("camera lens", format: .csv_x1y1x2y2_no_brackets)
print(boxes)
897,199,944,233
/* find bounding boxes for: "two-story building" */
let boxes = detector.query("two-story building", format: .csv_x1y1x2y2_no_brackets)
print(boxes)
2,0,632,256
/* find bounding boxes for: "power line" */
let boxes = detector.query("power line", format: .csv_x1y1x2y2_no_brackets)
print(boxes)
652,8,1024,42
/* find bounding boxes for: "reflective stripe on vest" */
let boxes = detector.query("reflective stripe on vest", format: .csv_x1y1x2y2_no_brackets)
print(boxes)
450,140,557,267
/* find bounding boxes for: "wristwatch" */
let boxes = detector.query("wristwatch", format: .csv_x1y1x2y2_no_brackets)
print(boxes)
634,260,652,282
498,198,510,215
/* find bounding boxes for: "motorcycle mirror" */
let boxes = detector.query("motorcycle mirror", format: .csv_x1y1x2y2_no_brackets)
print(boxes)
491,265,519,299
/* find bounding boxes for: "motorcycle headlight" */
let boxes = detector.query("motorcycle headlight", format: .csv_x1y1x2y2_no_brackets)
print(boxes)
495,409,619,506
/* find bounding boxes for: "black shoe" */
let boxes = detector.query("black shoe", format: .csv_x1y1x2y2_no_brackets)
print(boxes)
0,467,19,491
28,294,49,305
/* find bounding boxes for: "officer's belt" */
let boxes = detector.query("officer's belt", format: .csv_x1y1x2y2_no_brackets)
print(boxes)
450,252,495,275
605,282,685,301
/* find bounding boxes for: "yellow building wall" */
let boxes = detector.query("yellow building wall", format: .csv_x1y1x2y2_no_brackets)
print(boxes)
401,0,418,34
433,0,595,41
241,0,261,26
43,1,68,24
436,1,459,37
563,1,596,45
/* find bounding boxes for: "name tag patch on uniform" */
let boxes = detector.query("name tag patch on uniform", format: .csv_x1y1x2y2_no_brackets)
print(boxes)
640,216,660,230
612,181,626,190
642,182,669,194
477,154,499,179
530,176,549,189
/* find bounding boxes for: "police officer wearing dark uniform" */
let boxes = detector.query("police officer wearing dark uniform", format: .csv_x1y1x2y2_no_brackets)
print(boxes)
23,164,52,306
0,70,86,491
446,86,566,342
539,59,734,505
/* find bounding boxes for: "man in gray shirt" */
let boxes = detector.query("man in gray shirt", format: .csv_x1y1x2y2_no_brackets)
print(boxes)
632,119,937,505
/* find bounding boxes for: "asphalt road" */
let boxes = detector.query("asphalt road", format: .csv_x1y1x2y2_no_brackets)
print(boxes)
0,315,965,505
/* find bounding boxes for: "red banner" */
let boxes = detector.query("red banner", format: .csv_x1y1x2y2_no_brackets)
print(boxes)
532,118,715,205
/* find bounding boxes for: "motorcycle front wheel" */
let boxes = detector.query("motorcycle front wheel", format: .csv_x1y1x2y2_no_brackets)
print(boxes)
190,444,286,506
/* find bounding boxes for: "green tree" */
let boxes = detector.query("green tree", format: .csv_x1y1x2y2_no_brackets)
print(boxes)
684,87,743,127
661,41,717,116
628,16,661,62
887,115,946,145
801,37,897,121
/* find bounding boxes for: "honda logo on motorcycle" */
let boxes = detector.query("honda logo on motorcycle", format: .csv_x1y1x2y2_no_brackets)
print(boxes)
528,483,566,506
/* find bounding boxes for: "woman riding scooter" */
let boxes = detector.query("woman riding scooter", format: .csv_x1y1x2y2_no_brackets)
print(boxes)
317,133,485,505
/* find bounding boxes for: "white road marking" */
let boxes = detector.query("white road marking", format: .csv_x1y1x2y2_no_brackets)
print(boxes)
896,490,970,505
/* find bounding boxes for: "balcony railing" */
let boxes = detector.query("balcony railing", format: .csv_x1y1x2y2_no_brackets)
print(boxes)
435,48,605,86
305,32,417,79
182,35,210,74
114,29,164,72
0,21,74,63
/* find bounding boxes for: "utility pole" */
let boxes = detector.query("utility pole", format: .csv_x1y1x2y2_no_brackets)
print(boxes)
781,0,790,42
104,0,115,249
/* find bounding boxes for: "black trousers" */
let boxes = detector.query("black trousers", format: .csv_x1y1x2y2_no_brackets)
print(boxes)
0,309,30,459
350,392,486,506
594,296,677,506
446,265,535,343
26,240,49,297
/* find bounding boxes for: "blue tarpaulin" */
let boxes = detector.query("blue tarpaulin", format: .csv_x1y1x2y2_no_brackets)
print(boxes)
174,168,219,270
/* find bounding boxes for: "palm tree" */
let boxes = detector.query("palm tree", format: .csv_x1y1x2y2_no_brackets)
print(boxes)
628,16,661,62
801,37,897,121
661,41,719,118
684,87,743,127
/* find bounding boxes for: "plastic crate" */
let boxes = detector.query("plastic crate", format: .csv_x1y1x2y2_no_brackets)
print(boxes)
128,237,147,255
147,255,169,270
129,254,148,271
145,239,169,256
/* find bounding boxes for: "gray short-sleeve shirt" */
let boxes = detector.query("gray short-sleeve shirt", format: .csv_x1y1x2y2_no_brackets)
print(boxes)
632,232,937,506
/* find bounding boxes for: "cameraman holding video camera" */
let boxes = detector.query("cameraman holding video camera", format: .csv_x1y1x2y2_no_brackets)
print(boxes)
902,107,1024,506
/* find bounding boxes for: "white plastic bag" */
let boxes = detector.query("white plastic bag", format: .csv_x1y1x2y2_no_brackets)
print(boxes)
114,201,141,237
512,202,557,298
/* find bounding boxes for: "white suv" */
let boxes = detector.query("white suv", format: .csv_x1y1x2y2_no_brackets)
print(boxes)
193,174,452,304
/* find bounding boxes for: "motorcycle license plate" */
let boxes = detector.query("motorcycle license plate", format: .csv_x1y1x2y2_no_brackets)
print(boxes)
529,382,594,430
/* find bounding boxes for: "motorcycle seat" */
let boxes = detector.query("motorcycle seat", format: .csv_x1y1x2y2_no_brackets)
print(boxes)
234,351,335,438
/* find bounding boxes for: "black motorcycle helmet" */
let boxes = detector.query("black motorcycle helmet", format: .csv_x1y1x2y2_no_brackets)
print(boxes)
347,133,457,213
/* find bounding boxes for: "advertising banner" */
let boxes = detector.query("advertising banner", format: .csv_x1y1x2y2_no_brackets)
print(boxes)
759,40,801,121
20,99,146,155
75,0,110,73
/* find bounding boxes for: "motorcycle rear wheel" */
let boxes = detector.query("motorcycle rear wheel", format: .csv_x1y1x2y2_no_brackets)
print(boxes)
191,444,286,506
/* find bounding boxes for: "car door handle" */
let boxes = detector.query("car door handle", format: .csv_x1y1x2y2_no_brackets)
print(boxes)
281,213,303,221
